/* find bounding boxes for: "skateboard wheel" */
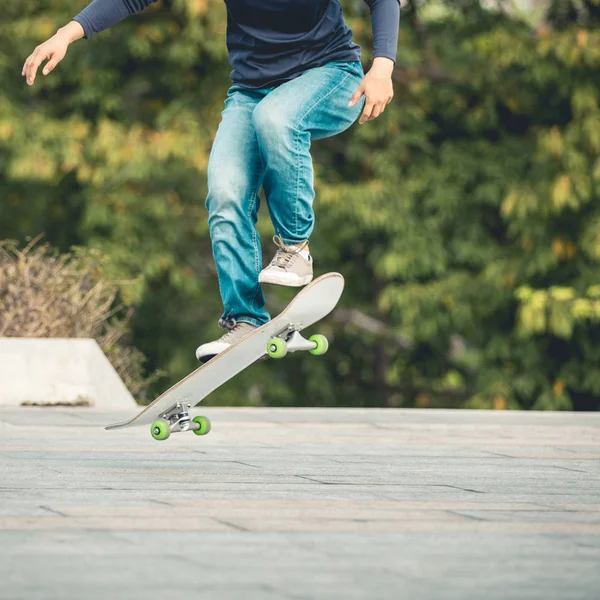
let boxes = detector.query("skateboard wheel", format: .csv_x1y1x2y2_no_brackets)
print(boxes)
192,415,211,436
150,419,171,441
309,334,329,356
267,337,287,358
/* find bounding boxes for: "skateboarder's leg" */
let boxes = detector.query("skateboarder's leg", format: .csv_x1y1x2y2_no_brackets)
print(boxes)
251,61,365,285
205,84,272,328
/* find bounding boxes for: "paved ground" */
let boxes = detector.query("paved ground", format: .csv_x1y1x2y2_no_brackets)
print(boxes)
1,407,599,600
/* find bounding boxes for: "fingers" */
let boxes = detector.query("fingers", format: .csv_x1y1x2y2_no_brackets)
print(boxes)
43,55,60,76
360,100,388,124
359,98,393,124
348,83,365,108
371,105,383,120
359,100,375,124
22,47,49,86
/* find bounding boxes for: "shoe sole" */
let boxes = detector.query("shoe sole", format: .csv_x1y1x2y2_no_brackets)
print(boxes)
198,353,217,364
258,273,313,287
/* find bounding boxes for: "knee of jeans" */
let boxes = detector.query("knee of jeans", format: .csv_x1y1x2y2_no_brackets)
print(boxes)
207,203,240,243
207,195,242,235
252,103,292,143
206,172,248,215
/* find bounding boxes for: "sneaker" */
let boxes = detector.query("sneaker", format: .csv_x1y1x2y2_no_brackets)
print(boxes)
258,235,313,287
195,319,257,362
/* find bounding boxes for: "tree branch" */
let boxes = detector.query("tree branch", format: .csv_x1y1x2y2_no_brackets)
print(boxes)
332,308,414,349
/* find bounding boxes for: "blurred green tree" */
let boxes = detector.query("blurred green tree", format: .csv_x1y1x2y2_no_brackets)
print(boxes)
316,0,600,410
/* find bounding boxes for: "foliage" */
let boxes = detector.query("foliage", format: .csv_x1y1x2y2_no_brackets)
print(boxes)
315,0,600,411
1,0,599,410
0,238,158,402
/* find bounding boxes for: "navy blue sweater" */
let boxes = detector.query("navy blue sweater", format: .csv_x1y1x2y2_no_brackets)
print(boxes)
74,0,400,89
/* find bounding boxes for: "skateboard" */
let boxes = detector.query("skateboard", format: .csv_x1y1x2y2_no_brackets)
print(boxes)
106,272,344,440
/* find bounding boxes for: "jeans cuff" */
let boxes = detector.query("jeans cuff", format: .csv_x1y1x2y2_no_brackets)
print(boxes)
236,316,267,328
281,237,308,247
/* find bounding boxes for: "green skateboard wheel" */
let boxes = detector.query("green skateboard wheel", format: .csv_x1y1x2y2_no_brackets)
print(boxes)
192,415,212,436
150,419,170,441
309,334,329,356
267,337,288,358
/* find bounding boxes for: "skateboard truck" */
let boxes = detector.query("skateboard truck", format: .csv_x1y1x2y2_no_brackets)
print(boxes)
266,324,329,359
150,400,211,441
165,402,192,432
285,330,318,352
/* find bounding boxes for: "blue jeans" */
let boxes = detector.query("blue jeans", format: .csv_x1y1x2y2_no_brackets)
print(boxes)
206,61,365,327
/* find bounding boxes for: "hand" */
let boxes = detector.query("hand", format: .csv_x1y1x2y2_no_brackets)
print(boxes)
348,57,394,124
22,22,84,87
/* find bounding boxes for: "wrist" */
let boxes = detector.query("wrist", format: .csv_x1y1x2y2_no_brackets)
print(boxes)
372,56,395,75
57,21,85,44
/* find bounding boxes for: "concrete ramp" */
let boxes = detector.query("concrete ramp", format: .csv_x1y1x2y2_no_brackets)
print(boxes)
0,338,137,408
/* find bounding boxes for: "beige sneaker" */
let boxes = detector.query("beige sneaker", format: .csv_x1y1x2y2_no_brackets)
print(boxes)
195,319,257,362
259,236,313,287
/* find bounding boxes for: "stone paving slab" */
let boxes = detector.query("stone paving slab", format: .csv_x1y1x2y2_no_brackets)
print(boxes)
0,407,599,599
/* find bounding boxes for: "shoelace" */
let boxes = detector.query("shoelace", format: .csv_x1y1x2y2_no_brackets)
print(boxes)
218,317,240,341
271,235,302,269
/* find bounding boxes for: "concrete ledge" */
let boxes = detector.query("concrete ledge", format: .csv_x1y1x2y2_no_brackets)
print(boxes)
0,338,137,409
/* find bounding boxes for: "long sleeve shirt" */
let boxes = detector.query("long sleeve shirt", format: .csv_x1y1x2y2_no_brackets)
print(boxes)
73,0,400,89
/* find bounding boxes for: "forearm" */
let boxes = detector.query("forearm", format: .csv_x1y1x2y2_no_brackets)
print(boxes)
73,0,158,39
364,0,400,63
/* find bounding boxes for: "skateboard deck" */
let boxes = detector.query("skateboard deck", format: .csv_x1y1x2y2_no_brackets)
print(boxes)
106,272,344,439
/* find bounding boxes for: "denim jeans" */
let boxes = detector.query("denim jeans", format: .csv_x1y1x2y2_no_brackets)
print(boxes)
205,61,365,327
